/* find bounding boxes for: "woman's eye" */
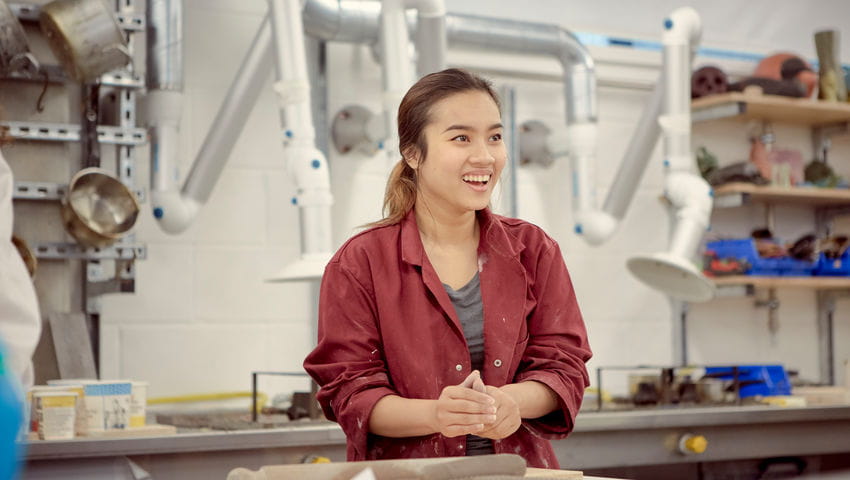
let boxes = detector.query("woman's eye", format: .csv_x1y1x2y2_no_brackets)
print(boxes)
490,133,502,141
452,135,469,142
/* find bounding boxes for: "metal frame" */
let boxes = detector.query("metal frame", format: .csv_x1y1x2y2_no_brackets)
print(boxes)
7,3,144,31
0,121,145,145
22,406,850,478
4,0,147,377
32,243,146,261
13,181,145,202
692,102,850,385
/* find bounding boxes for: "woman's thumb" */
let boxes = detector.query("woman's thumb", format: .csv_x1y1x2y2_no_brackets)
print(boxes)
459,370,481,388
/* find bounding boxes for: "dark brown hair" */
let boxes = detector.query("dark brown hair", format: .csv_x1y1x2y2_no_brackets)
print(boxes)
372,68,500,227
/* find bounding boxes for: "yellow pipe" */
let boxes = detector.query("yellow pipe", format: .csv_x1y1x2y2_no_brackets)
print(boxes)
148,391,269,413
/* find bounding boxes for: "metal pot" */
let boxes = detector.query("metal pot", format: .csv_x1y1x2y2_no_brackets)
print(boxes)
11,234,37,278
696,378,729,404
39,0,131,82
0,0,39,75
61,168,139,248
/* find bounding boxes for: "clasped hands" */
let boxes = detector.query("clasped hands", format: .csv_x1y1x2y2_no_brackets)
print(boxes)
431,370,520,439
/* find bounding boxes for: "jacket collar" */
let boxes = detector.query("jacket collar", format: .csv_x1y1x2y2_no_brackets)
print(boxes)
400,208,526,267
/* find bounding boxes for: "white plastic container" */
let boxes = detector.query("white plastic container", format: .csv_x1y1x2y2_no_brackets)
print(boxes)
86,381,132,430
49,379,131,431
29,385,87,436
33,391,77,440
129,381,148,427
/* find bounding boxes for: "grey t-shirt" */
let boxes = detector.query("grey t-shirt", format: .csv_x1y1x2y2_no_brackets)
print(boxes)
443,272,495,456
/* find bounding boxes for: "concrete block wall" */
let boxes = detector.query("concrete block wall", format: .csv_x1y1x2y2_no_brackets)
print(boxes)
92,0,850,401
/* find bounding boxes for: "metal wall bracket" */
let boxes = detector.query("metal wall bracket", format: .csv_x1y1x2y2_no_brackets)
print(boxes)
33,243,147,261
713,284,751,297
13,181,67,200
518,120,555,168
1,121,146,145
754,287,780,337
812,123,849,163
330,105,381,155
691,101,746,123
0,67,143,89
8,3,144,31
13,181,145,202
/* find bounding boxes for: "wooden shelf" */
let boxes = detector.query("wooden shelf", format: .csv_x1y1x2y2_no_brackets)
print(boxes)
692,92,850,126
712,276,850,289
713,182,850,207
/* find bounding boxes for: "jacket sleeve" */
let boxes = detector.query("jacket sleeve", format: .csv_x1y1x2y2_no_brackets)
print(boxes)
0,153,41,390
514,241,591,439
302,260,396,459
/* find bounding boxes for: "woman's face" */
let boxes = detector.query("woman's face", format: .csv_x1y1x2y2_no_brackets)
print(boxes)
410,90,506,216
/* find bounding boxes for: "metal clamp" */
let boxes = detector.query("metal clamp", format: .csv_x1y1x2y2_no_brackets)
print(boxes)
1,121,147,145
33,242,147,261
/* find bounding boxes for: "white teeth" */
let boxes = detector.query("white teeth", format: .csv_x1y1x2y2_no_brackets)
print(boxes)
462,174,491,183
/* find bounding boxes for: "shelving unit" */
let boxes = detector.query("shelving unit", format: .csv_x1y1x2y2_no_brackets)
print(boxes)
4,1,147,281
2,1,148,378
692,93,850,385
711,276,850,289
692,91,850,126
713,182,850,207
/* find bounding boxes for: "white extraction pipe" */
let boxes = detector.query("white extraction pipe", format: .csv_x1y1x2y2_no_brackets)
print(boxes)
379,0,414,160
626,7,715,302
146,10,275,233
145,0,191,233
377,0,445,164
406,0,446,76
267,0,334,281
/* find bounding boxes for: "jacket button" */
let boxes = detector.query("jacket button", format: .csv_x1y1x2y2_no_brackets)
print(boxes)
455,364,462,371
494,359,502,367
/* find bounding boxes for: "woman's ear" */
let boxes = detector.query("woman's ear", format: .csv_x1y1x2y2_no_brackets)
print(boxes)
403,147,420,170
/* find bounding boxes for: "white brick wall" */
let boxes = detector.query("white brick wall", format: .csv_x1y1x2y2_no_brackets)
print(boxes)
99,0,850,401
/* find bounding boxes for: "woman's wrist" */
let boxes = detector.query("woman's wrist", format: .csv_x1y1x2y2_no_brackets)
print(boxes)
369,395,439,437
499,381,559,419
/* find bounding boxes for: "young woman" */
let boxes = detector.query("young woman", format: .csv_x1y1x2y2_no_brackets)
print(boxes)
303,68,591,469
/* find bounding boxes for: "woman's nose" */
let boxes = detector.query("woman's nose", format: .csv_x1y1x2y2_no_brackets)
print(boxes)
470,141,495,164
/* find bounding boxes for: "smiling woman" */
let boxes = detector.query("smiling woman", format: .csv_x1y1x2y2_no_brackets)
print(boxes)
303,68,592,468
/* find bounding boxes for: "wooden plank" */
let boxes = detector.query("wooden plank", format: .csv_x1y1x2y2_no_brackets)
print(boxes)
712,276,850,289
48,312,97,380
525,467,584,478
692,92,850,126
713,182,850,207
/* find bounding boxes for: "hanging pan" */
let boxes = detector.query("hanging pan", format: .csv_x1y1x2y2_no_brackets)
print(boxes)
39,0,131,82
61,168,140,248
0,0,39,75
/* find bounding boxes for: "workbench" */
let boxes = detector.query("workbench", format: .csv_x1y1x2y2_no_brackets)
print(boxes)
22,405,850,479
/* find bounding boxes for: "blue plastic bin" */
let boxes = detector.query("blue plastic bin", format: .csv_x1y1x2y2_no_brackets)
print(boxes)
815,250,850,276
704,365,791,398
705,239,815,276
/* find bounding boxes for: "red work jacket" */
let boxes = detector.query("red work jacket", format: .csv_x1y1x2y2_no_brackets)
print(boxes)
303,209,591,469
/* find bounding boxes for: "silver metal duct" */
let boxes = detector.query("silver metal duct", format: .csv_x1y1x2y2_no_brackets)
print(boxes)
146,0,183,90
416,14,446,75
303,0,380,43
444,13,596,124
302,3,595,123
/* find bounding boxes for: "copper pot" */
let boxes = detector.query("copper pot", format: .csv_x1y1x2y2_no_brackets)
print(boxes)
39,0,131,82
0,0,38,75
61,168,140,248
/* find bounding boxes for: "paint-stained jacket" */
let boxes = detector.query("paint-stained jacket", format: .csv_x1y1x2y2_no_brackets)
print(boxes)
303,208,591,468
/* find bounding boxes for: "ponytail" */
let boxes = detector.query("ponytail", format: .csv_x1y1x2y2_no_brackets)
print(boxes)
369,160,417,227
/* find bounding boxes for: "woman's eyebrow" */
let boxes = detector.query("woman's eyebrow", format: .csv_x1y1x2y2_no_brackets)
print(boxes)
441,123,503,133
